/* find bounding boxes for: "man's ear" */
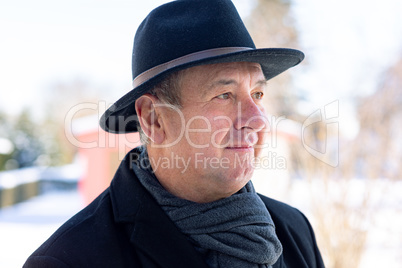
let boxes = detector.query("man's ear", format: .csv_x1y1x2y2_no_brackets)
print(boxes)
135,94,165,144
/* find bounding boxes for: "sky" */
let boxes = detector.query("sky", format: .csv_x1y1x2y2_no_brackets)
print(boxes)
291,0,402,137
1,0,402,138
0,0,253,116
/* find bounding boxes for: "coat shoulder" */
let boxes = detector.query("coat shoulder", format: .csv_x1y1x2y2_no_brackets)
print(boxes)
258,194,325,268
258,194,308,225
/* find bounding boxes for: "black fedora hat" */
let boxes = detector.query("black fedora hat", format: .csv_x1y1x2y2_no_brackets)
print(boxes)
100,0,304,133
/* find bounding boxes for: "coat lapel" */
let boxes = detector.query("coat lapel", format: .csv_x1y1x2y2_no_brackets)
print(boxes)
132,200,209,268
110,149,208,268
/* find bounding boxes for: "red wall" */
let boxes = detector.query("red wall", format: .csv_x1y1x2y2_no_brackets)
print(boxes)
76,130,140,204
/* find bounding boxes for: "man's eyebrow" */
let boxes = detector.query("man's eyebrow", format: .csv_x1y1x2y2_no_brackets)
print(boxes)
201,79,237,98
209,79,267,89
255,79,268,89
202,79,268,98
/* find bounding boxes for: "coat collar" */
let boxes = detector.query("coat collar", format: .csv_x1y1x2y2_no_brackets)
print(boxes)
110,148,208,268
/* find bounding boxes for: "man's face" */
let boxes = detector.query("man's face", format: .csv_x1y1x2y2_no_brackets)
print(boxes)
156,62,268,199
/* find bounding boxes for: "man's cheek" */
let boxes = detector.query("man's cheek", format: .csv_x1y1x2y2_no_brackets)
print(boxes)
211,129,231,148
209,118,232,148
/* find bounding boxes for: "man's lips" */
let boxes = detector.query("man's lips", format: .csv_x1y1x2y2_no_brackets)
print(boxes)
225,145,254,150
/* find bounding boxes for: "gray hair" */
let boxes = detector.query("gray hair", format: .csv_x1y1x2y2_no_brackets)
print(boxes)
137,71,184,144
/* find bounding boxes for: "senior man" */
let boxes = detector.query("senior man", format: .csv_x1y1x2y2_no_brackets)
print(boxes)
25,0,324,267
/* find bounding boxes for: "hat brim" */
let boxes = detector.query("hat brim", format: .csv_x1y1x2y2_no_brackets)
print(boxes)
100,48,304,133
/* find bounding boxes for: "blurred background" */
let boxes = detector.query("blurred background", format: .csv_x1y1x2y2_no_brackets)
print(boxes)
1,0,401,267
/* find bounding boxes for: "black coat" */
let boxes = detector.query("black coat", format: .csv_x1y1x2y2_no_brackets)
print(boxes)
24,151,325,268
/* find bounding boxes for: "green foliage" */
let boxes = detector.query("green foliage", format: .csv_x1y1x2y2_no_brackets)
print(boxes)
0,108,69,170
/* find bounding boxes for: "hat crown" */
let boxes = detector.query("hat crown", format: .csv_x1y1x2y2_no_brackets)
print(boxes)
132,0,256,80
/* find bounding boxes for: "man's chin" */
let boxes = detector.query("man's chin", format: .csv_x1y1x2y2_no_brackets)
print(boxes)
217,166,254,184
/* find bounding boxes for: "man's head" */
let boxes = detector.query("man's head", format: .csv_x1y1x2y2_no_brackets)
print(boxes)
134,61,268,202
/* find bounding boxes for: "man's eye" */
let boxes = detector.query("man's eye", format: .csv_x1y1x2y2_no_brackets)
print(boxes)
216,93,230,99
253,92,264,100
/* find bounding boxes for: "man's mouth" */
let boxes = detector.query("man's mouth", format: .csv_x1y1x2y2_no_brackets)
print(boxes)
225,145,254,150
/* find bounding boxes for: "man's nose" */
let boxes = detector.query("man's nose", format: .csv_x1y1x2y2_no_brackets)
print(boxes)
234,97,267,132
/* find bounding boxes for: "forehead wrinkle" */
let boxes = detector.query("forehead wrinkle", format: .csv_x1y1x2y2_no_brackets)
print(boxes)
210,79,238,89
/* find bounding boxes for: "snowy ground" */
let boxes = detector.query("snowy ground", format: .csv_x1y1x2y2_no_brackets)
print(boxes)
0,190,84,267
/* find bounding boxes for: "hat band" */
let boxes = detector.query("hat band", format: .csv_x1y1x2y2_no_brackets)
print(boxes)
132,47,253,88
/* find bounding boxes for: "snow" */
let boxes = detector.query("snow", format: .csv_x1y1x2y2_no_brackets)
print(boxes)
0,138,14,155
0,168,41,189
0,164,81,190
0,190,84,267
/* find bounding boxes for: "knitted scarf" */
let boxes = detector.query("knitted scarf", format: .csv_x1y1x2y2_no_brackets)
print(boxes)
132,148,282,267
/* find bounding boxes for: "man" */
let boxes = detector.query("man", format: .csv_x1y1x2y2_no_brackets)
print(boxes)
25,0,324,267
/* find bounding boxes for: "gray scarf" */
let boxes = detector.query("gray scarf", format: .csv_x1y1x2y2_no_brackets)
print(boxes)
132,148,282,267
